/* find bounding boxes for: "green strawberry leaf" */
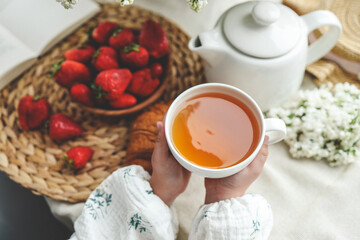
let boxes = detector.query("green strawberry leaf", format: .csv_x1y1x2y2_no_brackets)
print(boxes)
44,120,49,130
33,95,45,101
48,58,65,77
85,24,97,35
92,49,101,61
62,154,75,170
91,83,108,99
123,43,140,53
112,26,124,37
79,40,89,49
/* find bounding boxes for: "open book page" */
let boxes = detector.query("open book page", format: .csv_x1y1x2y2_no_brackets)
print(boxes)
0,25,36,90
0,0,100,55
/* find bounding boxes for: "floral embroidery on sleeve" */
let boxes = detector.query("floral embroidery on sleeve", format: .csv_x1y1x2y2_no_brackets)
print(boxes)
128,213,152,233
250,209,260,238
123,167,135,179
85,187,112,220
201,210,216,219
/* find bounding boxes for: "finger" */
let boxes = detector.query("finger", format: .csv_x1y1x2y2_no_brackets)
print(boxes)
256,136,269,158
246,142,269,175
264,135,269,145
153,121,169,158
260,141,269,157
162,112,167,124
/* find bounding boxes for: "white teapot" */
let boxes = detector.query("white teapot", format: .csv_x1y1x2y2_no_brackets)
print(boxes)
189,0,342,111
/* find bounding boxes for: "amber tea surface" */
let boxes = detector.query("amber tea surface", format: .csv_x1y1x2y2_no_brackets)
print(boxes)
172,92,260,169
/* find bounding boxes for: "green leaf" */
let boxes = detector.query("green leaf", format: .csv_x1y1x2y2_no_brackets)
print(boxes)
350,111,360,125
352,149,357,156
85,24,97,35
91,83,107,100
296,131,303,141
298,99,308,108
352,139,359,147
288,113,295,119
92,49,101,61
48,58,65,77
33,96,44,101
79,40,89,49
112,26,123,37
122,43,140,53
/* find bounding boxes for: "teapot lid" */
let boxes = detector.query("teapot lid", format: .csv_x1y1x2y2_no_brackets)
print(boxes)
223,1,300,58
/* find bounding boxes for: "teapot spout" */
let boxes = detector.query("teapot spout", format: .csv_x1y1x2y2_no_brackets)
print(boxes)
188,30,224,67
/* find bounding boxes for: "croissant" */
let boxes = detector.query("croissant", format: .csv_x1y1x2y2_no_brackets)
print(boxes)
125,103,171,173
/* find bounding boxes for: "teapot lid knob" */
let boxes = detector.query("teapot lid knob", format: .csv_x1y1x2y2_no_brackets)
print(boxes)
252,2,280,26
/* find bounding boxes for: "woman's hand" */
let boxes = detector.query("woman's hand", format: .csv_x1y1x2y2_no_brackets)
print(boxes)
204,137,269,204
149,121,191,206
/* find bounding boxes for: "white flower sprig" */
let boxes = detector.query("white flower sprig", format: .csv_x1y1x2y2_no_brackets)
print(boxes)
56,0,78,9
187,0,208,13
57,0,208,12
267,83,360,167
114,0,134,7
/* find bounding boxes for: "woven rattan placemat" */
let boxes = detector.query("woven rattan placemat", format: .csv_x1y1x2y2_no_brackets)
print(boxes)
0,3,205,203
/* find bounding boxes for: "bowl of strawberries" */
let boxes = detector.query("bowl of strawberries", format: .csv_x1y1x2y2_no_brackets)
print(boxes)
49,19,171,116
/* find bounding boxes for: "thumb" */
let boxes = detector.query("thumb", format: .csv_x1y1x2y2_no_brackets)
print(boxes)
153,121,169,158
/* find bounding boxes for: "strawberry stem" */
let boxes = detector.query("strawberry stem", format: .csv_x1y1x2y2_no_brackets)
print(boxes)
33,96,44,101
85,24,97,35
48,58,64,77
62,154,74,170
92,49,101,61
123,43,140,53
91,83,108,99
79,40,89,49
44,120,49,129
112,26,124,37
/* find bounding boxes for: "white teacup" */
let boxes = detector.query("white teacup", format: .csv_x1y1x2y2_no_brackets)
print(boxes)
165,83,286,178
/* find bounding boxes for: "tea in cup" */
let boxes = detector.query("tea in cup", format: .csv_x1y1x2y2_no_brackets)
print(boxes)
165,83,286,178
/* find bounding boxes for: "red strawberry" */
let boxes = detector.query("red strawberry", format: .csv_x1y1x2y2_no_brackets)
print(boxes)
64,45,96,63
18,95,50,131
109,27,134,50
91,21,119,45
70,84,94,107
93,69,132,101
109,94,137,109
64,146,93,169
150,63,163,78
128,68,160,97
49,113,82,141
139,20,169,59
139,79,160,97
120,44,149,68
92,46,119,72
50,60,91,88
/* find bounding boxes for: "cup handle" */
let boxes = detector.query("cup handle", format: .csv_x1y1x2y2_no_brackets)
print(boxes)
264,118,286,145
301,10,342,65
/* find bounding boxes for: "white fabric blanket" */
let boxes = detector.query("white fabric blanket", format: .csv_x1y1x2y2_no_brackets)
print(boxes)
47,0,360,239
